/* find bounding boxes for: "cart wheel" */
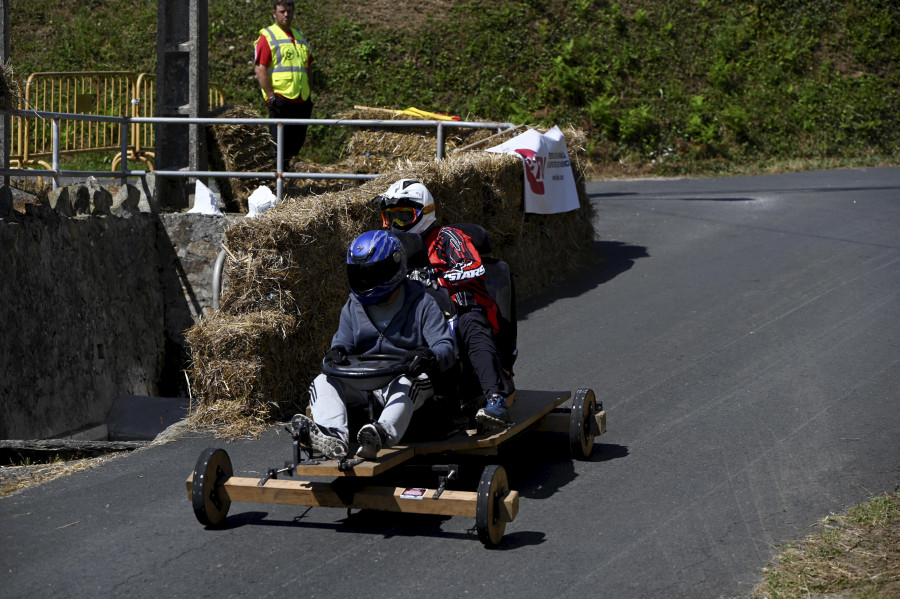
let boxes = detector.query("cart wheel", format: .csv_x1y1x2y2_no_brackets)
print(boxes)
192,448,233,527
569,388,597,460
476,464,509,547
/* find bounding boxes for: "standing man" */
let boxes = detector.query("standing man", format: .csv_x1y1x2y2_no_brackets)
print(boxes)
254,0,313,171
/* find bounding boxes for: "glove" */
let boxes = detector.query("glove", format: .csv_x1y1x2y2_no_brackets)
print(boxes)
452,291,476,308
266,95,282,108
324,346,349,366
402,347,435,377
408,267,439,287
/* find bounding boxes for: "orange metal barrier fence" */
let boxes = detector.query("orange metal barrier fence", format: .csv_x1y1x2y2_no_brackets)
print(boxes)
8,71,225,171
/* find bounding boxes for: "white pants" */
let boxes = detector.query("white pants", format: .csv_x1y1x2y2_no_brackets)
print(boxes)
308,373,432,447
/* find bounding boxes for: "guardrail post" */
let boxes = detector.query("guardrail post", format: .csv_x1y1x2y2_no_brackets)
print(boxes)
1,1,9,189
276,123,284,201
51,118,60,190
119,120,129,187
436,122,445,161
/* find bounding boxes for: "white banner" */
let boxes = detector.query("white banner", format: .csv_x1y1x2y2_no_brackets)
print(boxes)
485,125,580,214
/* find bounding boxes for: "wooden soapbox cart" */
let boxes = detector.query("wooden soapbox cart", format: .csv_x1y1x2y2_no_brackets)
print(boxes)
186,370,606,547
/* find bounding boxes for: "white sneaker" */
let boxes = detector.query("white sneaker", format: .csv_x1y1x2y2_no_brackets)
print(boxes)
356,423,387,460
292,414,348,459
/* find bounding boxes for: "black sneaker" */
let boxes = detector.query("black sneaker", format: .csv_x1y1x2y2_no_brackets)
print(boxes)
476,394,511,429
356,422,388,460
292,414,348,459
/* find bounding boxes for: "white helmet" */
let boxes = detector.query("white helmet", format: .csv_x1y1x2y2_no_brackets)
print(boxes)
378,179,436,235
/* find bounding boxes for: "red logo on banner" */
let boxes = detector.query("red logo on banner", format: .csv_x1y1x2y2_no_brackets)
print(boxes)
515,148,546,195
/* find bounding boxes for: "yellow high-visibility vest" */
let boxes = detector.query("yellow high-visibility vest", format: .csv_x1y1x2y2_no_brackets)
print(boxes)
259,25,311,101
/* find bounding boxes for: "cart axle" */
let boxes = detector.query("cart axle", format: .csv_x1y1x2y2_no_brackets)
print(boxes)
186,474,518,522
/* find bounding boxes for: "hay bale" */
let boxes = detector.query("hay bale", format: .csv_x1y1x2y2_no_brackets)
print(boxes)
185,310,310,435
187,129,595,435
335,107,498,173
345,130,437,164
206,105,275,213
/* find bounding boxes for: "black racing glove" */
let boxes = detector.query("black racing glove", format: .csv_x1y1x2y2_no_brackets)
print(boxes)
452,290,476,308
402,347,435,377
324,346,349,366
408,267,439,287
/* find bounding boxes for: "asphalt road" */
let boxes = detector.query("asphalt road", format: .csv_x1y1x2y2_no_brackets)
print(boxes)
2,167,899,599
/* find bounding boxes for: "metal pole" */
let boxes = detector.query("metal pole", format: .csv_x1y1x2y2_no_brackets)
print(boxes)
0,110,518,187
119,120,129,187
0,1,9,190
51,118,60,190
276,122,284,201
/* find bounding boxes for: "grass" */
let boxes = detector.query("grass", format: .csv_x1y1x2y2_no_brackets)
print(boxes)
746,492,900,599
7,0,900,174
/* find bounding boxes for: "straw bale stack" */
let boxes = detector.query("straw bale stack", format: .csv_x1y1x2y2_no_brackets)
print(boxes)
185,310,307,437
206,105,275,213
336,106,499,173
187,128,595,435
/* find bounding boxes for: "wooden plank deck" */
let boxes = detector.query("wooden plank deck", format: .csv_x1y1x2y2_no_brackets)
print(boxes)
289,389,571,477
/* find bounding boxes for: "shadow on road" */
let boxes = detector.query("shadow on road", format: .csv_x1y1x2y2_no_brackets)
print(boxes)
518,240,649,319
501,434,630,499
210,507,548,549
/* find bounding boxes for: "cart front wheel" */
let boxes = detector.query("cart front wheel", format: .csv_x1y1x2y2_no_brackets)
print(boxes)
192,447,233,526
476,464,511,547
569,388,597,460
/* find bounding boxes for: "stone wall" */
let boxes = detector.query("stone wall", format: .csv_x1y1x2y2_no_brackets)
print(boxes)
0,178,236,439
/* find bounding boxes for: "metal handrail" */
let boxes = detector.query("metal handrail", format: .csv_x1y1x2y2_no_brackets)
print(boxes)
0,108,517,201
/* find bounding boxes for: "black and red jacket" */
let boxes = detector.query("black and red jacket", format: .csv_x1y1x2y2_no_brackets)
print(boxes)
425,226,500,333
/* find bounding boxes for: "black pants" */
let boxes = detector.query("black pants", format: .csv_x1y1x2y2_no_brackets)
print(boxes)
267,98,312,171
457,310,510,399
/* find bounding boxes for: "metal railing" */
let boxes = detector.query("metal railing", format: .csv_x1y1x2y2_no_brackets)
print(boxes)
8,71,226,170
1,109,517,201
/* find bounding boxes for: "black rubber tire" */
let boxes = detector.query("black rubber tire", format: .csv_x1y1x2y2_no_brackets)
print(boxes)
569,388,597,460
191,447,233,527
476,464,509,547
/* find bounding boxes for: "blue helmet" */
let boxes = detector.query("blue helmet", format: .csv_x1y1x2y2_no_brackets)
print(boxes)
346,230,407,306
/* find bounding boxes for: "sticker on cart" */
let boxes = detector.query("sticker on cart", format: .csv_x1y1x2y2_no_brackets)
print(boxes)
400,488,427,500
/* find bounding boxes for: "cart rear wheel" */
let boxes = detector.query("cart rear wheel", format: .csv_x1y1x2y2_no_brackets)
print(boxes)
569,388,597,460
476,464,509,547
192,448,233,526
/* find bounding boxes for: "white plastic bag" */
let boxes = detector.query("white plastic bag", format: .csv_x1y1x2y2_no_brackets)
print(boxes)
246,185,278,219
187,180,224,216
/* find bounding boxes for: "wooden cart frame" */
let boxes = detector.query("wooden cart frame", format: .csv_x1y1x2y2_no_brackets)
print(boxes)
187,388,606,547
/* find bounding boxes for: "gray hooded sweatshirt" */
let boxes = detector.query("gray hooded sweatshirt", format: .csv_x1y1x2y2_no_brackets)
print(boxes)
331,280,455,373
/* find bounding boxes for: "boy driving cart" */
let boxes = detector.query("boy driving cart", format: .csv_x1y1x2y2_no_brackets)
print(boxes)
296,230,455,460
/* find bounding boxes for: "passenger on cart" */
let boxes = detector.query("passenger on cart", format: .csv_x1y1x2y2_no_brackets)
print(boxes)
297,230,456,460
377,180,515,430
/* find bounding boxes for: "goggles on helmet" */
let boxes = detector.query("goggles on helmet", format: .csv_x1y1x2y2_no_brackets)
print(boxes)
381,206,421,229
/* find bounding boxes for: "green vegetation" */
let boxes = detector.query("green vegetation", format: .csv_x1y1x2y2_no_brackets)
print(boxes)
9,0,899,175
747,492,900,599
